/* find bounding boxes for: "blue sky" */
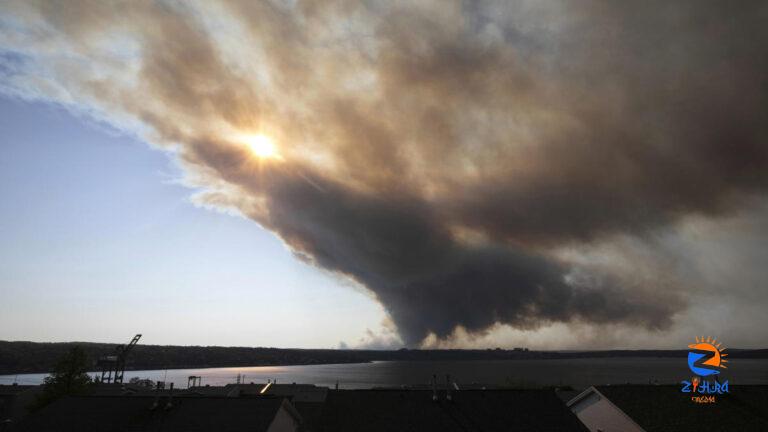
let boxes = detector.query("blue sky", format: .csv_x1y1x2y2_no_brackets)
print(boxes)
0,95,385,347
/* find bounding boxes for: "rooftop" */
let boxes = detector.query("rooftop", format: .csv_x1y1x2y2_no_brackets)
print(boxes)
319,389,588,432
0,385,36,396
16,395,289,432
594,384,768,432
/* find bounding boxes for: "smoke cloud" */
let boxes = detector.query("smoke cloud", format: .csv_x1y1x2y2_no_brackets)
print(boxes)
1,0,767,346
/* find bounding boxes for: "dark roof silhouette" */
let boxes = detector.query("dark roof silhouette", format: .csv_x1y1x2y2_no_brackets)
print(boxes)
1,385,39,427
17,395,290,432
319,389,588,432
0,385,35,396
595,384,768,432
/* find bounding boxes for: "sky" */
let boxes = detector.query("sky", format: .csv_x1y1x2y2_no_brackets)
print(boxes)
0,1,767,350
0,95,387,348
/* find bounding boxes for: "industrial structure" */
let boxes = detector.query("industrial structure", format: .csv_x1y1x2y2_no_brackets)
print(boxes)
96,334,141,384
187,376,201,388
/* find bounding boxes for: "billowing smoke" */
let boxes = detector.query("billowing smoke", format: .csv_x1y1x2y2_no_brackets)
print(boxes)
1,0,767,346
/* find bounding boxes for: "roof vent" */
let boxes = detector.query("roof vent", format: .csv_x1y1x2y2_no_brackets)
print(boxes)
150,383,160,410
445,375,453,401
431,375,438,402
164,383,174,410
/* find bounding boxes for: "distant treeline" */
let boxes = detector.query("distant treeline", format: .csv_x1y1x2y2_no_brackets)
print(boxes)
0,340,766,375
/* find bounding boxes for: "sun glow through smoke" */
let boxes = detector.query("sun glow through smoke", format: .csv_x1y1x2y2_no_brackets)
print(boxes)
244,134,278,159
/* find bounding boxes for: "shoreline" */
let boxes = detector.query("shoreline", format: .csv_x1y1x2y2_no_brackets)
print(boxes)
2,340,767,376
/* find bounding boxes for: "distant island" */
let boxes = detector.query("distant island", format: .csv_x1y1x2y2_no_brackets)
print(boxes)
1,340,766,375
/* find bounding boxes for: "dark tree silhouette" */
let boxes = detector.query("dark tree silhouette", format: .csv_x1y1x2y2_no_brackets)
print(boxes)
31,346,92,410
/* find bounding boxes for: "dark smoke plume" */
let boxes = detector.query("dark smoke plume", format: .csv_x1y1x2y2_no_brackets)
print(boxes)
1,0,767,345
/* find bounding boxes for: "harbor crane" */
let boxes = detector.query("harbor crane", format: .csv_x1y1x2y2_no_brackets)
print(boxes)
96,334,141,384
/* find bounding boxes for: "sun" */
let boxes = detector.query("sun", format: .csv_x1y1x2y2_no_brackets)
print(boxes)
244,134,278,159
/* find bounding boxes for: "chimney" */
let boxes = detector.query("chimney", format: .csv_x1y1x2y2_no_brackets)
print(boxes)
445,375,452,401
164,383,174,410
432,374,438,402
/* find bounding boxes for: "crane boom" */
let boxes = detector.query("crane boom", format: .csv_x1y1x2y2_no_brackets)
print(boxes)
97,334,142,384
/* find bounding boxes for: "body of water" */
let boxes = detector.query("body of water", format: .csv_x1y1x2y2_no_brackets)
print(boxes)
2,358,767,389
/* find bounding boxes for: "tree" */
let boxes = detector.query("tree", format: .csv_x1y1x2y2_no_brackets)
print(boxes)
31,346,93,410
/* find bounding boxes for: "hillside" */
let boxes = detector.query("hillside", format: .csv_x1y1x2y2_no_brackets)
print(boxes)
1,341,766,375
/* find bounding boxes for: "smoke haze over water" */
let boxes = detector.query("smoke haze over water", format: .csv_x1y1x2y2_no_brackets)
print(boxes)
1,0,767,347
